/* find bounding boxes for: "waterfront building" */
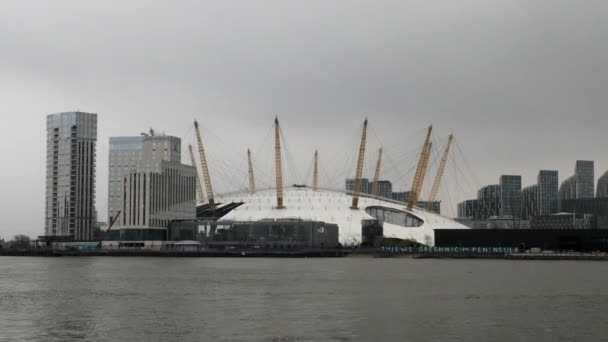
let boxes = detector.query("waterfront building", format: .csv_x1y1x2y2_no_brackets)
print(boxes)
477,184,501,219
500,175,522,218
370,180,393,199
346,178,370,194
44,111,97,240
521,185,539,220
597,171,608,198
575,161,594,199
390,191,440,214
108,134,196,228
457,199,480,219
537,170,559,215
559,161,595,209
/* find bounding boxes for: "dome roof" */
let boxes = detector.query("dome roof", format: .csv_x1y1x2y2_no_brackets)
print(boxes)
215,187,468,246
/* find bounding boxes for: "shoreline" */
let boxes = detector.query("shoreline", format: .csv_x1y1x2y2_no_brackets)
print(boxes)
2,249,608,260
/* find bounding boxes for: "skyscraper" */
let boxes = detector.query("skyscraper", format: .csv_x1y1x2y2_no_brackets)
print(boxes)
45,111,97,240
575,160,594,199
108,134,196,228
537,170,559,215
499,175,522,218
597,171,608,198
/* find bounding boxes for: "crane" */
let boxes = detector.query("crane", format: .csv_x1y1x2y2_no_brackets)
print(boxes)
274,117,285,208
351,118,368,209
247,148,255,194
427,134,453,210
188,144,205,203
371,147,383,197
313,150,319,191
193,120,215,205
407,125,433,210
97,211,121,248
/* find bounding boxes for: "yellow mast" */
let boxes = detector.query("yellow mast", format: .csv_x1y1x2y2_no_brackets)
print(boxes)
313,150,319,191
193,120,215,205
427,134,453,210
351,118,368,209
188,144,205,203
247,148,255,194
371,147,383,196
407,125,433,210
274,117,284,208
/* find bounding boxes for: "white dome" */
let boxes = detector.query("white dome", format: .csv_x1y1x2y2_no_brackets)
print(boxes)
215,187,469,246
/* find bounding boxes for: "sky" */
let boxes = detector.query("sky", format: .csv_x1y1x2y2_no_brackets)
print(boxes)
1,0,607,239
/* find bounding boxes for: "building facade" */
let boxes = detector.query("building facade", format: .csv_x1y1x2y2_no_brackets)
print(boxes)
597,171,608,198
521,185,539,220
537,170,559,215
346,178,370,194
500,175,522,218
108,134,196,228
575,160,594,199
45,112,97,240
371,180,393,199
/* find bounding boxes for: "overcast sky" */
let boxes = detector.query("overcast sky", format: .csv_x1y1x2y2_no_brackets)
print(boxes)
1,0,607,239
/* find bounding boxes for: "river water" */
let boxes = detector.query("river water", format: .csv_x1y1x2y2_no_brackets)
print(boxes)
0,257,606,341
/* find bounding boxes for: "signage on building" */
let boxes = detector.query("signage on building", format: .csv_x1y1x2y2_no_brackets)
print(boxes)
379,246,519,254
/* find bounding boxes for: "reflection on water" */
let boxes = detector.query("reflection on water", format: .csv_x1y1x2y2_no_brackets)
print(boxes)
0,257,607,341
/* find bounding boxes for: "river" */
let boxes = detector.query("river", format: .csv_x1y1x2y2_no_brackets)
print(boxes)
0,257,606,341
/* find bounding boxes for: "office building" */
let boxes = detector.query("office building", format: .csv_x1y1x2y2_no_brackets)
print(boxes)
346,178,370,194
500,175,522,218
537,170,559,215
370,180,393,199
597,171,608,198
108,134,196,228
521,185,539,220
44,111,97,240
575,161,594,199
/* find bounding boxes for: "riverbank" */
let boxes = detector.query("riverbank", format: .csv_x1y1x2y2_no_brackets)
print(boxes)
2,248,608,260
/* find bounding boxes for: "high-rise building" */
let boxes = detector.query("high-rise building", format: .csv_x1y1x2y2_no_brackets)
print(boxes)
477,184,501,219
370,180,393,199
537,170,559,215
458,199,480,219
500,175,522,218
597,171,608,198
559,175,576,202
575,160,594,199
45,111,97,240
108,134,196,228
521,185,539,220
346,178,370,194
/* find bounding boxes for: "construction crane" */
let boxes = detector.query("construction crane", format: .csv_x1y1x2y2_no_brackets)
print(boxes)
371,147,383,197
313,150,319,191
427,134,453,210
193,120,215,205
408,125,433,210
351,118,368,209
274,117,285,208
97,211,121,248
188,144,205,203
247,148,255,194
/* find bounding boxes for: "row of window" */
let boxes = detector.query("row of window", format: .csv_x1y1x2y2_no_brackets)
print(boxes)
365,206,423,228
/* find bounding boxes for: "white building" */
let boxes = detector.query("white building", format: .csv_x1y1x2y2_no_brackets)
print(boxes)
216,187,468,246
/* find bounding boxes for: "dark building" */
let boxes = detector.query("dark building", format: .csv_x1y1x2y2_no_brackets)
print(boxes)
529,213,594,230
370,180,393,199
597,171,608,198
390,191,440,214
561,198,608,229
435,229,608,252
537,170,559,215
346,178,370,194
521,185,539,220
560,161,594,204
500,175,522,218
170,219,339,249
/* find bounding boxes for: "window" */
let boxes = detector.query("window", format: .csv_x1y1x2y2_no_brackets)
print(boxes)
365,206,423,228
